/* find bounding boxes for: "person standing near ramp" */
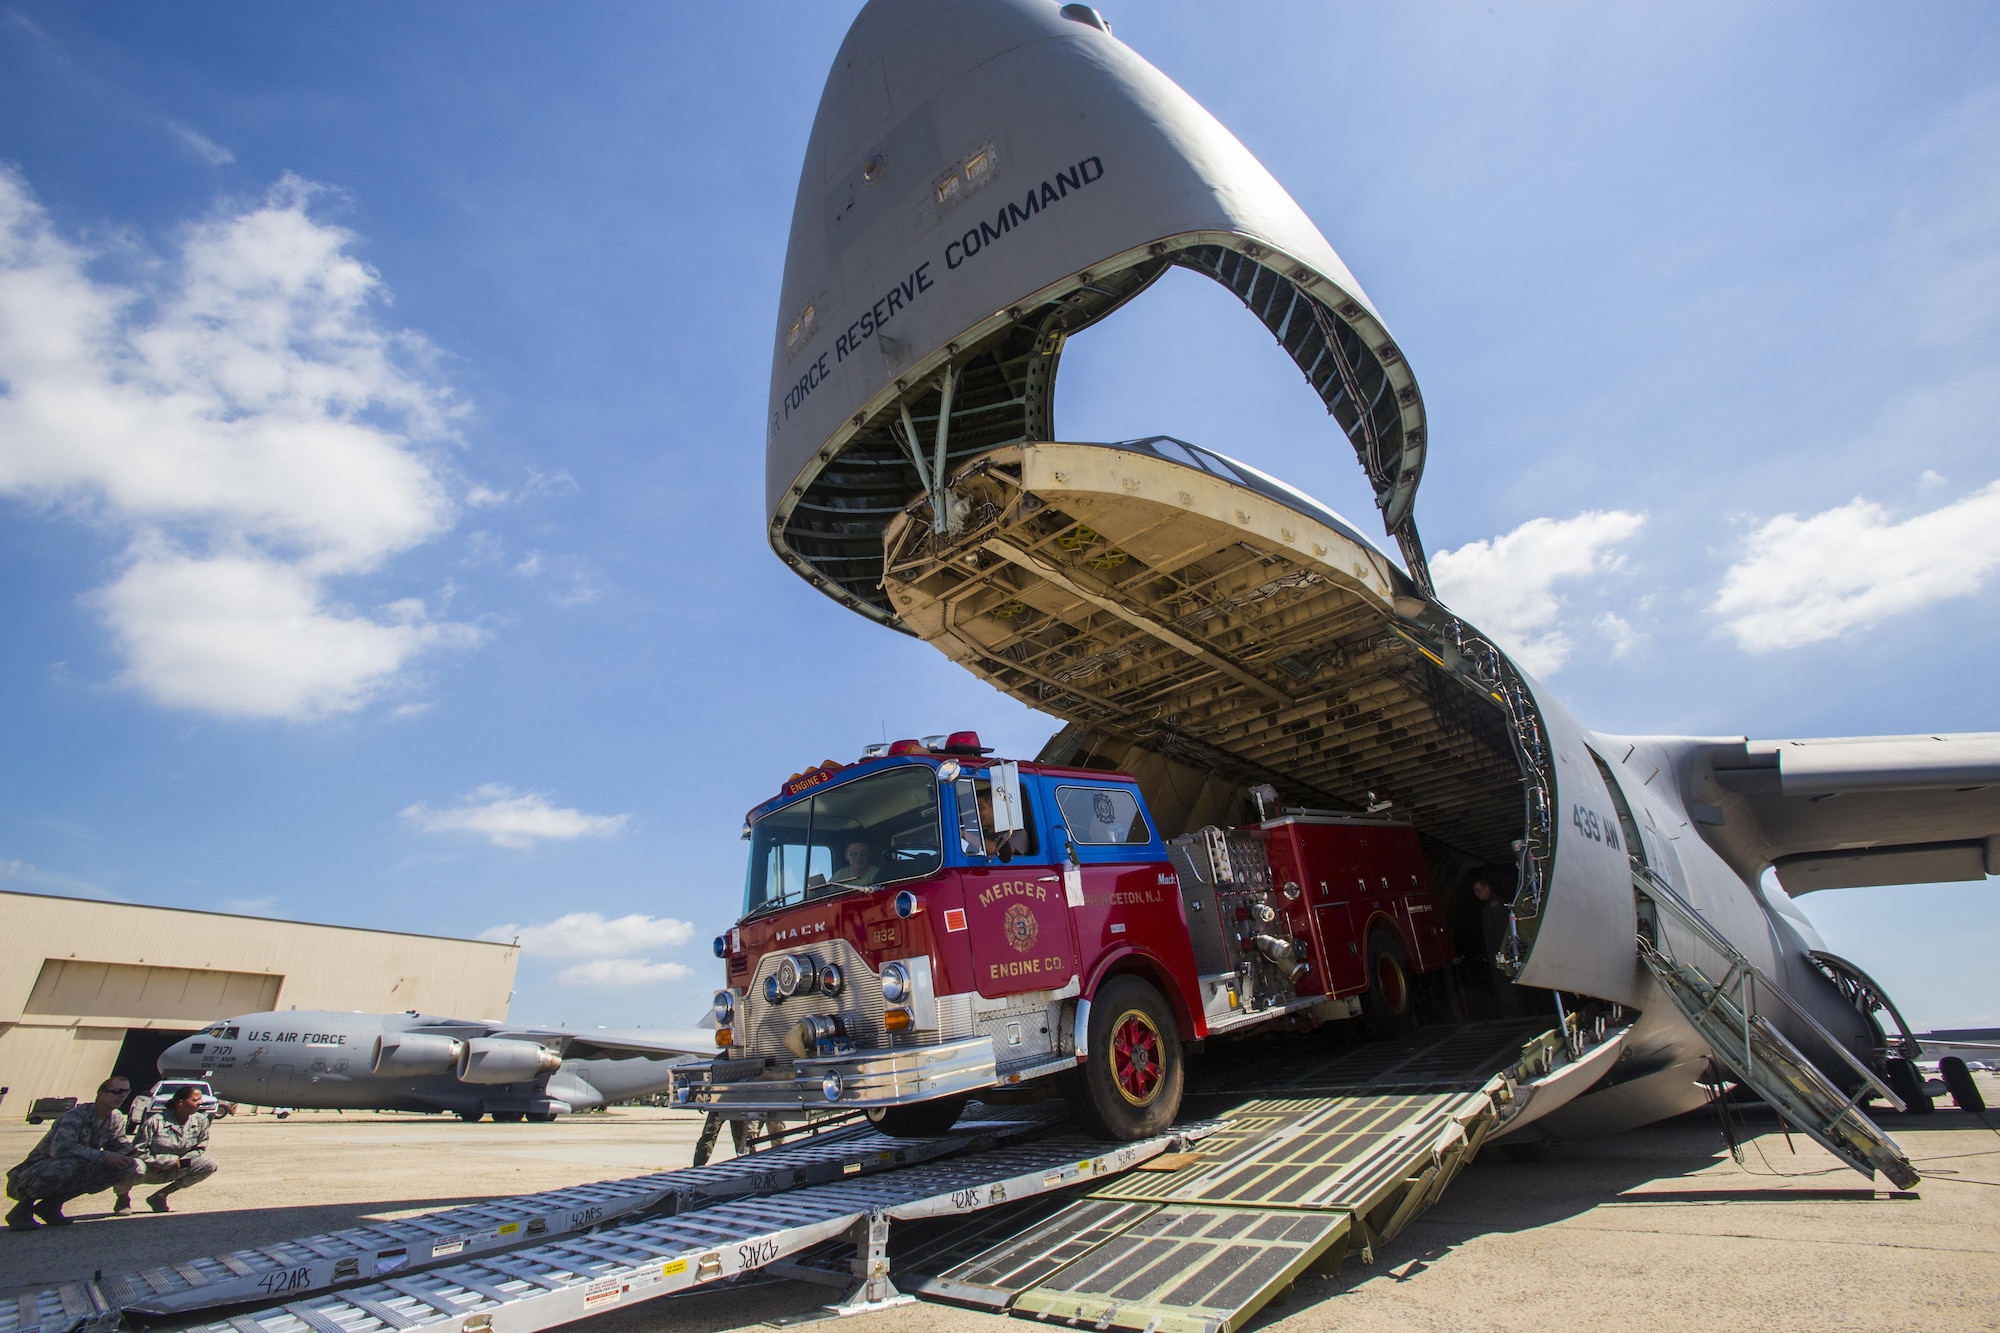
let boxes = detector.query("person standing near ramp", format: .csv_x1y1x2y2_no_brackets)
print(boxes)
116,1084,220,1213
5,1076,141,1230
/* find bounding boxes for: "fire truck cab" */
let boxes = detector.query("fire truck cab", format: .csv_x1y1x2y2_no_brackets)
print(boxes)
680,732,1456,1140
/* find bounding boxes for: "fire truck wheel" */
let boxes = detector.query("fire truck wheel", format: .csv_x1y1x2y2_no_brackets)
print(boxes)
866,1094,967,1137
1361,930,1417,1038
1066,976,1183,1140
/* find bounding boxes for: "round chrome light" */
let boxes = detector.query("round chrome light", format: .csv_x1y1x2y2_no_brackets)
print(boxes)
819,962,844,996
881,961,911,1004
937,758,961,781
764,974,783,1004
712,989,735,1026
821,1071,844,1103
774,955,802,998
712,934,728,959
894,890,922,919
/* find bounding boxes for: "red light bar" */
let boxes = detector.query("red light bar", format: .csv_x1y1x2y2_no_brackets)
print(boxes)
885,738,927,756
942,730,993,755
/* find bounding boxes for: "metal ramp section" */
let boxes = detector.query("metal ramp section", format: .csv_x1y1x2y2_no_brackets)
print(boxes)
795,1023,1559,1333
10,1105,1062,1332
178,1129,1202,1333
1633,865,1919,1189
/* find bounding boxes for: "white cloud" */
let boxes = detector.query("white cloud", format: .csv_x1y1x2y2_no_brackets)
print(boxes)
480,911,697,990
168,122,235,167
1429,511,1646,676
1594,611,1644,660
0,168,484,719
555,958,693,988
0,859,124,902
1712,481,2000,651
403,785,631,849
480,911,694,957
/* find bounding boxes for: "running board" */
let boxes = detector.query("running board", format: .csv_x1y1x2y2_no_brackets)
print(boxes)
1632,865,1919,1189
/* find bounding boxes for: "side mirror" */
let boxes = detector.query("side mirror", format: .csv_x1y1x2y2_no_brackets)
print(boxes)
991,761,1026,839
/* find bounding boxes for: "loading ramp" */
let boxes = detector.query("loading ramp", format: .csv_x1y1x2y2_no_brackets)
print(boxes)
8,1107,1064,1333
21,1021,1562,1333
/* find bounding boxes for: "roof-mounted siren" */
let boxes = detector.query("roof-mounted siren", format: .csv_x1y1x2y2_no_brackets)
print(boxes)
764,0,1437,627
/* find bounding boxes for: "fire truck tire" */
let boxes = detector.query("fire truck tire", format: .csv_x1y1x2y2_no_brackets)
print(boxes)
1361,929,1417,1038
866,1094,967,1137
1065,976,1183,1141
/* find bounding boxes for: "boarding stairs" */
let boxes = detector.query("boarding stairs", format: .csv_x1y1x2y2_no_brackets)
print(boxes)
1631,862,1920,1189
17,1022,1578,1333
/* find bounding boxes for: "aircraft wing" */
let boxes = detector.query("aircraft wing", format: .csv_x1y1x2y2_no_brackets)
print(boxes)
486,1027,717,1061
1692,732,2000,893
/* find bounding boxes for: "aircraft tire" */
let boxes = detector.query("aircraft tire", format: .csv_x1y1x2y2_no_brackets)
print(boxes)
492,1111,524,1123
526,1111,559,1123
1885,1058,1934,1114
457,1110,484,1122
1940,1056,1986,1113
1361,929,1418,1039
1062,975,1183,1141
865,1095,967,1138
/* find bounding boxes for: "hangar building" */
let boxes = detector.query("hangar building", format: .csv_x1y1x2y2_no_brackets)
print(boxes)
0,889,519,1111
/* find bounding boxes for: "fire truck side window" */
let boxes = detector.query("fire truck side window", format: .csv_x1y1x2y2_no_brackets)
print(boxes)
1054,785,1151,845
743,766,942,914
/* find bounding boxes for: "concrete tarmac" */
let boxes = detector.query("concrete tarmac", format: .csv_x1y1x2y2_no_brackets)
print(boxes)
3,1086,1996,1331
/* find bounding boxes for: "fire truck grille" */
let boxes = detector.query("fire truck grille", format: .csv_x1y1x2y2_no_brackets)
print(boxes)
740,939,889,1057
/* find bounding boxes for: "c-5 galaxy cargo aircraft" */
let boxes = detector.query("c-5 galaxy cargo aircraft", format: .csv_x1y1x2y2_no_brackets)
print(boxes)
759,0,2000,1172
159,1010,710,1121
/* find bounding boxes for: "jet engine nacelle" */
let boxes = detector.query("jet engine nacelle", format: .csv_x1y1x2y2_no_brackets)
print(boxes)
457,1038,563,1085
371,1033,463,1076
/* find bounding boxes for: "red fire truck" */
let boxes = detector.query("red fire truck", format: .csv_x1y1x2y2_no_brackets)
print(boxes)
681,731,1457,1140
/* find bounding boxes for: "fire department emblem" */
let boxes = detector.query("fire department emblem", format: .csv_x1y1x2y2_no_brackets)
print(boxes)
1002,902,1039,953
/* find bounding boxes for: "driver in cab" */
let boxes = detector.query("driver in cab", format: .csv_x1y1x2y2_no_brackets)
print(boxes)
832,839,885,886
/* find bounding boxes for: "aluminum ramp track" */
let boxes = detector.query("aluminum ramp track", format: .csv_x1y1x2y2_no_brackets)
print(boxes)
1633,864,1919,1189
885,1022,1561,1333
178,1130,1202,1333
9,1105,1062,1332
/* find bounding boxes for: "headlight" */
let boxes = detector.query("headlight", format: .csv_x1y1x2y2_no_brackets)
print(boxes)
712,990,735,1026
881,962,911,1004
712,934,728,959
764,975,783,1004
818,962,844,996
821,1071,844,1102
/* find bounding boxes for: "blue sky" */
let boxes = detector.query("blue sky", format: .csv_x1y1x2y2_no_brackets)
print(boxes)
1,2,1995,1031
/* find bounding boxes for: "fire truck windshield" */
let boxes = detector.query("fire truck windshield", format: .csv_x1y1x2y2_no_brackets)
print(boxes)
743,765,942,914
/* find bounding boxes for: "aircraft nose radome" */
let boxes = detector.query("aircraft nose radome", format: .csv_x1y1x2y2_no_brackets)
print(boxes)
766,0,1427,614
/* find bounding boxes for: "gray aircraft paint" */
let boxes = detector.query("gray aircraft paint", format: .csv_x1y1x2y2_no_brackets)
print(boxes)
763,0,2000,1141
159,1010,709,1118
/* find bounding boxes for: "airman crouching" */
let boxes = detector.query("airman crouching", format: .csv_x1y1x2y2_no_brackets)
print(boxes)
116,1084,219,1214
5,1077,141,1230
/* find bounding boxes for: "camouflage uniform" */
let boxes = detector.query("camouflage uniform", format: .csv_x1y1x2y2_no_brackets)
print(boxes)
5,1103,140,1204
118,1107,219,1202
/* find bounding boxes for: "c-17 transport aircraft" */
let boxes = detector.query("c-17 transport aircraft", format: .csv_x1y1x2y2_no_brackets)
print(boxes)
158,1010,711,1121
749,0,2000,1174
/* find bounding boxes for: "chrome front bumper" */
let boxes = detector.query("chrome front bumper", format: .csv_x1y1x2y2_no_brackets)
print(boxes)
675,1035,998,1112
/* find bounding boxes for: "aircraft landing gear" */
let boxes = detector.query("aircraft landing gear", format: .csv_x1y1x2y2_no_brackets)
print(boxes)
458,1110,484,1122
